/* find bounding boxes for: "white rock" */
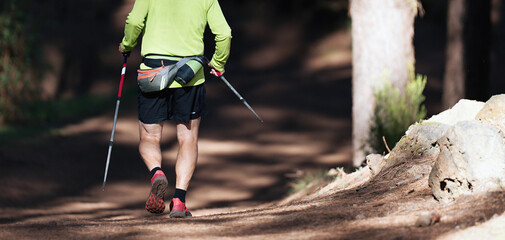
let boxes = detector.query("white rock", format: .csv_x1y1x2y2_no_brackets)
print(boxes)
429,120,505,203
425,99,484,126
476,94,505,133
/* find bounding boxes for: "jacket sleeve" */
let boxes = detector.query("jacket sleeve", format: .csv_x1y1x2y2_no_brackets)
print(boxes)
121,0,149,52
207,0,232,72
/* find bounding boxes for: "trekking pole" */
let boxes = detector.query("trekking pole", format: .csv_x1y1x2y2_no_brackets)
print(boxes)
217,72,263,123
102,52,129,191
204,57,263,123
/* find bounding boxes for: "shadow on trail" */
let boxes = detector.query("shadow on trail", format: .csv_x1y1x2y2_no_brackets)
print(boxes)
0,131,144,208
0,60,353,211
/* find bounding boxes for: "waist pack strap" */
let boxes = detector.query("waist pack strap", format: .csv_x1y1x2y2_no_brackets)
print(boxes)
144,55,204,69
175,56,205,69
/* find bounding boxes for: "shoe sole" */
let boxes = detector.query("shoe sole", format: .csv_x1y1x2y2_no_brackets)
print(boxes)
145,177,168,214
169,210,192,218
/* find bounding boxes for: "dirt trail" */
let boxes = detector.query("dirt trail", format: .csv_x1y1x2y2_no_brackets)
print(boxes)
2,111,505,240
0,55,355,239
1,68,503,240
1,57,504,238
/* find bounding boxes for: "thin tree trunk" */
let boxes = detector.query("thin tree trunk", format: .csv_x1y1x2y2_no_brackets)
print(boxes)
443,0,466,109
350,0,416,166
490,0,505,94
443,0,491,108
464,0,491,101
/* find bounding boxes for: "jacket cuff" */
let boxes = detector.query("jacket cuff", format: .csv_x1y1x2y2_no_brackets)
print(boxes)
209,59,225,72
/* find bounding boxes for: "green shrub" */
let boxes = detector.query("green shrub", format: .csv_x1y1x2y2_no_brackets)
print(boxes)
288,169,336,195
369,67,427,154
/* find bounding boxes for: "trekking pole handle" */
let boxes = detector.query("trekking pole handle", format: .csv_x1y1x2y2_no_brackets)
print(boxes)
117,53,129,98
204,57,224,77
214,69,223,77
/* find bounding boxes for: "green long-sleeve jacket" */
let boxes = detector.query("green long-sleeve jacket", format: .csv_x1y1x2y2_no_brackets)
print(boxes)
121,0,232,88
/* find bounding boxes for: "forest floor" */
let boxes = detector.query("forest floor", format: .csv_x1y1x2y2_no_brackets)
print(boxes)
1,54,505,239
1,105,505,239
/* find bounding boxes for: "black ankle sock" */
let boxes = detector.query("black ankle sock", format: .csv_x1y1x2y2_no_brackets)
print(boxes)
150,167,162,178
173,188,187,203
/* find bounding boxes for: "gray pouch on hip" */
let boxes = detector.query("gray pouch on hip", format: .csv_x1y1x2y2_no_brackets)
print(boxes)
137,56,204,93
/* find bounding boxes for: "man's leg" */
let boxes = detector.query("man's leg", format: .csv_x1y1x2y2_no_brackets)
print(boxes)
169,117,200,218
139,121,164,170
175,117,201,190
139,121,168,214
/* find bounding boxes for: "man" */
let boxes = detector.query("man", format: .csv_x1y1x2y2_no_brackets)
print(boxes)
118,0,231,217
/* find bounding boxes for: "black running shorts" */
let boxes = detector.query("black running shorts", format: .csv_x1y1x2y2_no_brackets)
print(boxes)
137,84,208,124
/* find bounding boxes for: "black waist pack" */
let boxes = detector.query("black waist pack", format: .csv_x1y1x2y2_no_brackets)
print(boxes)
137,56,205,93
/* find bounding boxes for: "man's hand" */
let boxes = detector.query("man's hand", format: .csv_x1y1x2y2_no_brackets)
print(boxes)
118,43,131,57
209,64,224,77
118,43,125,54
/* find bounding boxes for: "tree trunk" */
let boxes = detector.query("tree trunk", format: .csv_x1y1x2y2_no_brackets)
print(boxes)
350,0,417,166
464,0,491,101
443,0,491,108
490,0,505,94
443,0,466,109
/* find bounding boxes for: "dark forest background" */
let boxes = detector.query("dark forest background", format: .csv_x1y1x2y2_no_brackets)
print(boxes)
1,0,504,128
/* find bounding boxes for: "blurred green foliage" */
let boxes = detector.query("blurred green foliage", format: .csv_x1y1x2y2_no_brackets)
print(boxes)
369,65,427,154
0,93,110,145
0,86,137,146
288,168,335,194
0,0,41,123
20,93,113,125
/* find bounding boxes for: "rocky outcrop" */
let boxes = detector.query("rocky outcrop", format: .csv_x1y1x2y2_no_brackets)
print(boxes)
428,95,505,203
428,120,505,203
424,99,484,126
476,94,505,133
365,95,505,203
371,99,483,175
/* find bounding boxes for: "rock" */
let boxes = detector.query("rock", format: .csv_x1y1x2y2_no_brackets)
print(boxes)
437,213,505,240
327,168,346,178
425,99,484,126
404,122,451,156
366,154,385,176
405,165,430,178
380,122,450,171
415,214,431,227
363,98,485,177
327,168,339,177
415,212,441,227
432,212,441,223
429,120,505,203
476,94,505,133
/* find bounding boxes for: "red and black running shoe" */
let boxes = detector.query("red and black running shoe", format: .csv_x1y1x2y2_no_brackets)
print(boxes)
169,198,192,218
145,170,168,214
